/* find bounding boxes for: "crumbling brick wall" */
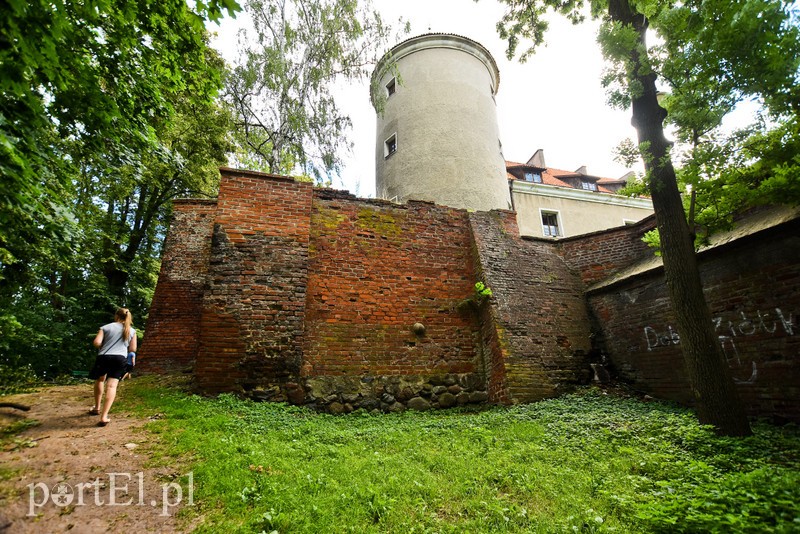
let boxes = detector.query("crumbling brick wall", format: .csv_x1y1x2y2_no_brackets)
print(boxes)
469,211,594,403
558,216,655,285
143,169,800,421
193,169,314,397
300,190,488,412
138,199,217,374
587,214,800,422
142,169,598,410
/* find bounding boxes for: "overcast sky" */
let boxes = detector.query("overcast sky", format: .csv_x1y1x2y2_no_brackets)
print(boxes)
210,0,642,196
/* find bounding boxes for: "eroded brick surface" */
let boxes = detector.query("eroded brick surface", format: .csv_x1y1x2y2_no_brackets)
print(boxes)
469,211,593,403
142,169,799,420
587,219,800,422
138,200,216,374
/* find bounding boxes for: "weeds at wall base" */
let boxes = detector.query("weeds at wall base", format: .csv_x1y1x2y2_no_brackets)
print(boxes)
118,377,800,533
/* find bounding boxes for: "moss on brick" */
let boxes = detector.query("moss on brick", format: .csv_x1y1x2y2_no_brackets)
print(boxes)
355,208,402,238
312,205,348,231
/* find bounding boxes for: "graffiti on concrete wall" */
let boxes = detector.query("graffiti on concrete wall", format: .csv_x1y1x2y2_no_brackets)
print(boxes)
643,308,795,384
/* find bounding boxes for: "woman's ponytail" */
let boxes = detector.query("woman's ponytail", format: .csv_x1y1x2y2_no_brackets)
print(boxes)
115,307,133,344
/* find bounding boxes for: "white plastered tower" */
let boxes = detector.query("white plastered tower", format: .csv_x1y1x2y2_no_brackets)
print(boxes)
371,34,511,211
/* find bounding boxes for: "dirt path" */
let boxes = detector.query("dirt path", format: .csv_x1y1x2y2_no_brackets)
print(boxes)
0,383,193,533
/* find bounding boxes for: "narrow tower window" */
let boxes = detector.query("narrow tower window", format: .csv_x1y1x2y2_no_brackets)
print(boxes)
384,133,397,158
386,77,396,97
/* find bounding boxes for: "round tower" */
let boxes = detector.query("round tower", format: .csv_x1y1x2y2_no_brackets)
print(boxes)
371,34,511,211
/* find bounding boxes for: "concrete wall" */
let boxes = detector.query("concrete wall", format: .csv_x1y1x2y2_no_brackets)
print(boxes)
373,34,511,212
512,182,654,238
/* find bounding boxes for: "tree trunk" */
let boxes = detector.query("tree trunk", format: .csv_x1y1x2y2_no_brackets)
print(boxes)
103,260,129,302
608,0,751,436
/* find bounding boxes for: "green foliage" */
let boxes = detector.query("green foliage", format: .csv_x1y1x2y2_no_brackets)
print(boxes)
657,0,800,231
612,137,642,170
121,380,800,533
494,0,800,237
641,229,661,256
0,364,39,395
0,0,238,247
458,281,494,313
0,1,237,378
225,0,406,182
493,0,588,62
474,281,493,299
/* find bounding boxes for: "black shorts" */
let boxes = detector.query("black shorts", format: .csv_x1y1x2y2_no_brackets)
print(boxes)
88,354,127,380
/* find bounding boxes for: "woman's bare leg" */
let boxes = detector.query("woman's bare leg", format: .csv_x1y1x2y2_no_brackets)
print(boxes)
99,378,119,423
93,376,106,412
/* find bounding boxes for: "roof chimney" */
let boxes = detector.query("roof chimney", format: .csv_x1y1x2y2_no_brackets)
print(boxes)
575,165,587,175
526,149,546,168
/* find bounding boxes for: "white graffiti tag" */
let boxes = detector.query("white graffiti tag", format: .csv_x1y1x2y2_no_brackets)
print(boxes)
642,308,794,384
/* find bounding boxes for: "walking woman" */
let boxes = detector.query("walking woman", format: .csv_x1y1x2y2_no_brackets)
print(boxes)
89,307,137,426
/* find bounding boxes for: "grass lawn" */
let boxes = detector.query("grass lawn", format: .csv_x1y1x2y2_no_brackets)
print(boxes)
120,377,800,533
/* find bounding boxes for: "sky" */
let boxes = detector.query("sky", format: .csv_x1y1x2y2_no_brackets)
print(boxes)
210,0,643,197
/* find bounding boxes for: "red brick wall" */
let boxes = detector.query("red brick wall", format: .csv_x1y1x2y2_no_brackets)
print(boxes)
588,218,800,422
143,172,800,422
559,216,655,285
304,193,478,374
469,211,594,403
193,169,313,397
138,199,217,374
301,191,487,410
178,172,493,409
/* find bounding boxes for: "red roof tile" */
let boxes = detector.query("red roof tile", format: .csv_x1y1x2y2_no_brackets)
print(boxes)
506,161,619,194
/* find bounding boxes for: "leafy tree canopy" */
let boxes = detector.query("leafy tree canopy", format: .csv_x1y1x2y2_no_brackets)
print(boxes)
0,0,240,266
225,0,406,183
489,0,781,435
0,1,238,377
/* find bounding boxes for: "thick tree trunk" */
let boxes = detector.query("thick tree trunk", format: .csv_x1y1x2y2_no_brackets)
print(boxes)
103,260,129,302
609,0,750,436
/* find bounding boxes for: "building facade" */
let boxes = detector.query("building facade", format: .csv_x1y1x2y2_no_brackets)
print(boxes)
507,150,654,238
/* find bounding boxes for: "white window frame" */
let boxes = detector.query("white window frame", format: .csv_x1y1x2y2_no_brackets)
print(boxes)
540,209,563,238
524,171,542,183
384,133,397,158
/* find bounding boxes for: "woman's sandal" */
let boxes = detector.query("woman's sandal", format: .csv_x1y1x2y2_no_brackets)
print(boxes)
97,420,110,427
88,408,100,415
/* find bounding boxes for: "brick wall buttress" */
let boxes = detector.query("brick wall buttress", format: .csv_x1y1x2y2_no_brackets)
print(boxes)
469,211,593,403
139,199,217,374
194,169,313,398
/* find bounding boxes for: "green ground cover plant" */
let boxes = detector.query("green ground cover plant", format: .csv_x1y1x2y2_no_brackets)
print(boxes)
120,378,800,533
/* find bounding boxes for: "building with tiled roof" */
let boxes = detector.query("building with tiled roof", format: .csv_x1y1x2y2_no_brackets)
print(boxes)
370,33,652,238
506,149,653,238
